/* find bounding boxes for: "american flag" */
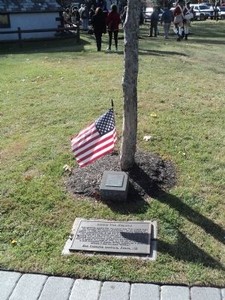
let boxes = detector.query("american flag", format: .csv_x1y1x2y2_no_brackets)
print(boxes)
71,108,117,168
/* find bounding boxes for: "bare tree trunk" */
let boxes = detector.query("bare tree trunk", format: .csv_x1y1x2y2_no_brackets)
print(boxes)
120,0,140,171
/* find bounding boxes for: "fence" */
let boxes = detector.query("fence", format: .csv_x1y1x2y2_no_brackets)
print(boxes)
0,25,80,46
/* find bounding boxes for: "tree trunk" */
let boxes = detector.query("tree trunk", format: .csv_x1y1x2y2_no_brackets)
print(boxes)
120,0,140,171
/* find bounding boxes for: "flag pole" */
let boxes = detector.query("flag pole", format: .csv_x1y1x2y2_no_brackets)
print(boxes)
111,99,115,122
110,99,117,152
111,99,114,110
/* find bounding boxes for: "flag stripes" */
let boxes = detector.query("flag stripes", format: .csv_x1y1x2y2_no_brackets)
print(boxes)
71,109,117,168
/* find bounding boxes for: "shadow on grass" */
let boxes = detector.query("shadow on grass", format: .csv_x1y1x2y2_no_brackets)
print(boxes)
158,231,225,271
151,188,225,246
188,38,225,45
138,48,188,57
0,37,90,55
103,192,150,215
191,21,225,38
108,162,225,270
128,163,225,245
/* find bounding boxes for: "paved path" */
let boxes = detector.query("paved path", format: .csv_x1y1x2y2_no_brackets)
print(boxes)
1,270,224,300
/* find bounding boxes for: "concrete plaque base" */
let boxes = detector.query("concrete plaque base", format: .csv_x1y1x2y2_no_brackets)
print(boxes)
62,218,157,260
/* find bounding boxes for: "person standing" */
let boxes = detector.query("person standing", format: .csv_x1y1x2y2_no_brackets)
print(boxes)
149,7,159,37
92,7,106,51
89,5,95,26
79,4,89,31
106,4,121,51
214,1,219,21
183,1,193,40
63,8,72,27
173,0,184,41
161,7,173,39
71,7,80,27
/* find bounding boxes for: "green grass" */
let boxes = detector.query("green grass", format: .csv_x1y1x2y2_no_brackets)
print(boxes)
0,20,225,286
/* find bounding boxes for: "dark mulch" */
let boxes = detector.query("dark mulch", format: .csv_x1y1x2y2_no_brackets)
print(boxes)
66,150,177,201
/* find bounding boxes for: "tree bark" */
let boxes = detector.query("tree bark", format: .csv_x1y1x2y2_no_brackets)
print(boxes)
120,0,140,171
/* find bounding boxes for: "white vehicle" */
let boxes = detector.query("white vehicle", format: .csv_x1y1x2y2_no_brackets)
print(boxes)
143,7,164,22
143,7,153,22
218,6,225,19
190,4,214,20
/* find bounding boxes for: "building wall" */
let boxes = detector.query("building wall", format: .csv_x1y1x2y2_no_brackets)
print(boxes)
0,12,61,41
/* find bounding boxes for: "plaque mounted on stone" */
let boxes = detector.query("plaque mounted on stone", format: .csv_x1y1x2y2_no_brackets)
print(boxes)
69,219,154,255
100,171,129,202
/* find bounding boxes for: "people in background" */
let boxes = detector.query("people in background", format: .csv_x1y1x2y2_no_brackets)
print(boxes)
161,6,173,39
92,7,106,51
214,1,219,21
71,7,80,26
96,0,106,9
120,5,127,26
79,4,89,31
183,1,193,40
173,0,184,41
89,5,95,26
149,7,159,37
63,8,72,27
106,4,121,51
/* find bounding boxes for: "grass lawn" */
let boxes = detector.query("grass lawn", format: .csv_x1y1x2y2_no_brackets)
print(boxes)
0,19,225,286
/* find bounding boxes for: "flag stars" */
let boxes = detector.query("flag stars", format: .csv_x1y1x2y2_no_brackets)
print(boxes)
96,109,115,136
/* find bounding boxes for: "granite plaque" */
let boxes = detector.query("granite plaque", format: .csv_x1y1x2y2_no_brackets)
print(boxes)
100,171,129,201
69,220,152,255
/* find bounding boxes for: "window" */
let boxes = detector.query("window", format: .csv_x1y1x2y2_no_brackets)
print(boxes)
0,14,10,28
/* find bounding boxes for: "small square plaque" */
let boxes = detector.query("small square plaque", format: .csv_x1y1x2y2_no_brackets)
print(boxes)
105,174,124,187
100,171,129,201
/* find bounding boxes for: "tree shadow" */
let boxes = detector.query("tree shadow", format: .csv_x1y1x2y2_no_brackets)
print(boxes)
188,38,225,45
0,36,90,55
123,163,225,270
138,48,188,57
190,23,225,39
159,231,225,271
101,190,150,215
151,188,225,246
130,163,225,246
103,152,175,215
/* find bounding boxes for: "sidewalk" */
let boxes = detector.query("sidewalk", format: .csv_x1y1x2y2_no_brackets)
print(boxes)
1,270,224,300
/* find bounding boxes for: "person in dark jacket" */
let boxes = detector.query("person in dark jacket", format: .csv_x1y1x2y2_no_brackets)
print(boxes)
149,7,159,37
92,7,106,51
161,7,173,39
89,5,95,26
106,4,121,51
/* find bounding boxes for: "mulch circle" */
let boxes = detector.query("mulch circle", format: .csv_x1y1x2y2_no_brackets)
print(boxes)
66,150,177,201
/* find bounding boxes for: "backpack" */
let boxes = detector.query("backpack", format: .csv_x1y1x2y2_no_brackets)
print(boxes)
162,9,173,23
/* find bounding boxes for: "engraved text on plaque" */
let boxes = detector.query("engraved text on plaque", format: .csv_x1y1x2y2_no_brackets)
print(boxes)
69,220,152,255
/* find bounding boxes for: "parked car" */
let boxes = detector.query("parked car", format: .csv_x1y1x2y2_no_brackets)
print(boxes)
190,4,214,20
143,7,153,22
218,6,225,19
143,7,164,22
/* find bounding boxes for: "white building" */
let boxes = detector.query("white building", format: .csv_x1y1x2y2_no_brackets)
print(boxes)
0,0,63,41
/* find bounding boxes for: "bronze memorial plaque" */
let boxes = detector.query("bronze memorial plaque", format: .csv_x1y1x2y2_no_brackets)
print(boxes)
105,173,124,187
69,220,152,255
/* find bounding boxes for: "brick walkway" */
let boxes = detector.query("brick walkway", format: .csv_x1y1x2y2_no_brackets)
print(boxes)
1,270,224,300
